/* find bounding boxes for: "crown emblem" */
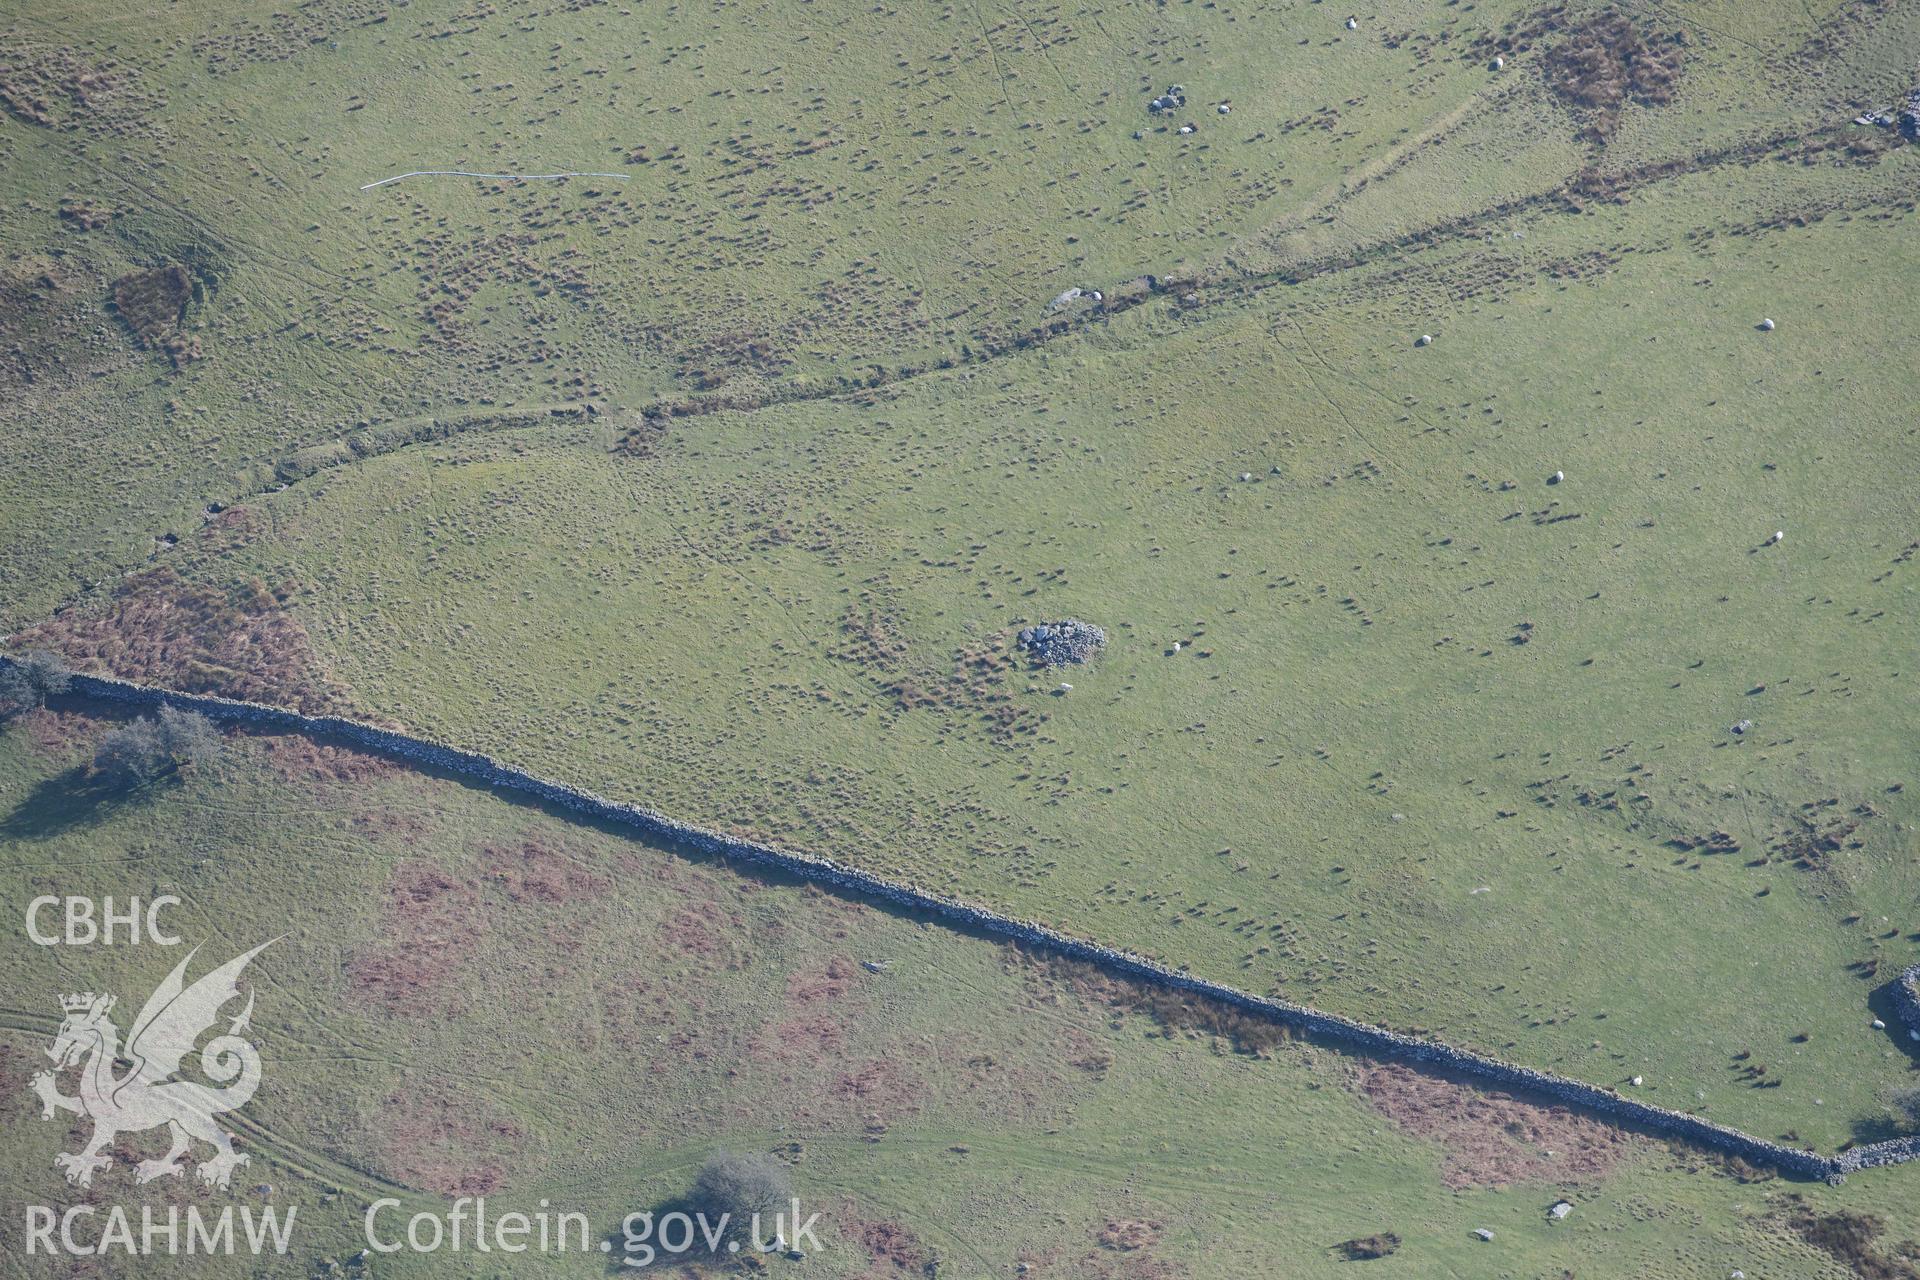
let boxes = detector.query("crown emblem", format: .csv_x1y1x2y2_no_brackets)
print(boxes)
60,992,95,1013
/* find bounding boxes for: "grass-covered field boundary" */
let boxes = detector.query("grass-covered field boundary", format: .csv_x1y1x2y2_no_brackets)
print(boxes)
14,658,1919,1183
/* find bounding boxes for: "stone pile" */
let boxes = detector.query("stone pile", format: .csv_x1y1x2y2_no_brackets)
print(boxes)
1017,619,1107,665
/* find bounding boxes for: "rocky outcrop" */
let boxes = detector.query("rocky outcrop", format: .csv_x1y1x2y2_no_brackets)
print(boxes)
14,659,1910,1183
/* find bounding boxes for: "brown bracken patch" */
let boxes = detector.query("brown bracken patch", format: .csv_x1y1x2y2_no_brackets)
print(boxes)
347,860,484,1016
0,1045,42,1122
0,35,165,136
831,1058,918,1113
1782,1197,1920,1280
1336,1232,1401,1260
1074,1220,1184,1279
481,836,610,904
755,955,863,1062
1358,1063,1640,1188
376,1080,523,1196
16,707,100,759
1011,946,1293,1057
1098,1220,1163,1252
1542,10,1684,141
856,1217,931,1276
258,734,393,784
111,263,189,345
662,899,742,962
13,566,347,712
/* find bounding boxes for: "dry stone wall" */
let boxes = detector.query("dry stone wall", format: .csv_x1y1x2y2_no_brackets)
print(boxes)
12,659,1915,1183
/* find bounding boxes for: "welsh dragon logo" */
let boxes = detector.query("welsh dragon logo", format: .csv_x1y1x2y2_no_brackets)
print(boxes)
30,941,273,1191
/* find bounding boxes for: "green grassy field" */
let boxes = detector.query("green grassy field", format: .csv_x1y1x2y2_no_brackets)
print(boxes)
89,143,1919,1148
2,712,1917,1278
5,0,1920,1266
6,0,1914,625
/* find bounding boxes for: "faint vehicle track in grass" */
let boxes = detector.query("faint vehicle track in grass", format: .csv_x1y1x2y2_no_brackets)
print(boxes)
202,117,1892,524
359,169,631,190
15,86,1886,645
0,1006,421,1203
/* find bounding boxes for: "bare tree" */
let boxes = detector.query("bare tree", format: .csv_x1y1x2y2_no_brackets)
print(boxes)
1889,1084,1920,1132
0,650,71,720
157,705,222,770
95,718,168,784
690,1150,793,1232
94,707,222,784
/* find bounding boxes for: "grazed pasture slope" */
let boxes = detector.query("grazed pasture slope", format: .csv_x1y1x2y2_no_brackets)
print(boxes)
2,716,1917,1279
2,0,1555,625
2,0,1919,1264
161,172,1920,1145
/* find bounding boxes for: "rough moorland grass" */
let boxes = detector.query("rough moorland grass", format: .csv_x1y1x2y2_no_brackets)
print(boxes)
4,0,1919,1224
130,137,1920,1150
0,716,1914,1278
0,0,1563,628
3,0,1892,629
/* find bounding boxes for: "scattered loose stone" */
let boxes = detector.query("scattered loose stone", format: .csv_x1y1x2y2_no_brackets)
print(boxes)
1473,1228,1494,1242
1759,318,1775,331
1415,333,1433,346
1549,1201,1573,1220
1019,619,1107,666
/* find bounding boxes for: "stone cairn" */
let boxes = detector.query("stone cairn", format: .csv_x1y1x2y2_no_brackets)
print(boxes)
1017,620,1107,666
